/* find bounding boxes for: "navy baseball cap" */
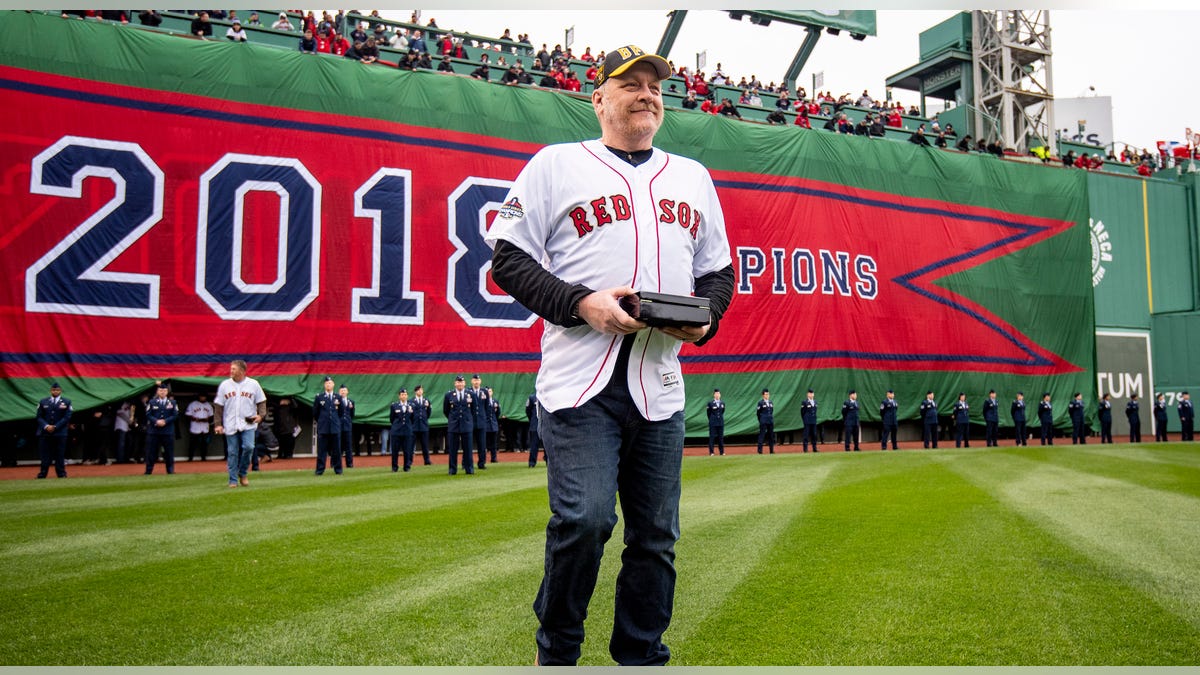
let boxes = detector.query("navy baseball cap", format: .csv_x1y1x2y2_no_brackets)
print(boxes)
594,45,670,87
398,387,407,394
324,375,334,382
713,388,720,393
471,374,481,379
50,381,61,389
455,375,465,382
807,389,814,393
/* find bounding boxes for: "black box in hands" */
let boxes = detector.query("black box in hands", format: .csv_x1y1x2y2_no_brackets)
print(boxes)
619,291,710,328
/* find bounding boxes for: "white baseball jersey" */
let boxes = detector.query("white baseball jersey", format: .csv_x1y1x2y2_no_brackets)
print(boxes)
485,139,732,420
215,376,266,433
185,400,214,434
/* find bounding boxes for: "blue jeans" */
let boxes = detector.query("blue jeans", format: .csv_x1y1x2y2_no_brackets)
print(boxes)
533,376,684,666
225,429,255,483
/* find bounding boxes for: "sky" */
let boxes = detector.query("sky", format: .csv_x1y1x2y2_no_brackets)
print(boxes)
377,9,1197,154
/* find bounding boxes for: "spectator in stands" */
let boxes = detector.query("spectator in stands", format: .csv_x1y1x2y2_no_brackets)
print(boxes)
502,64,522,85
398,51,417,70
700,96,717,115
795,106,811,129
956,134,973,152
563,71,582,92
909,124,931,146
908,105,921,116
580,46,595,62
272,12,294,31
944,124,956,137
719,98,743,120
519,34,534,55
357,37,379,64
552,65,567,89
372,23,389,45
748,88,763,107
330,32,350,56
869,114,885,137
315,31,332,53
585,62,598,82
350,23,368,44
389,28,408,50
987,140,1004,157
138,10,162,27
681,91,698,110
471,61,490,81
934,131,948,148
930,119,941,133
418,52,433,69
298,29,316,54
409,29,427,54
823,113,838,131
854,115,871,136
226,19,248,42
837,114,854,134
775,90,792,111
450,39,466,59
190,11,212,39
301,11,316,36
975,139,987,153
692,76,710,99
858,90,874,107
425,17,440,42
738,90,751,105
536,45,551,68
766,109,787,125
550,43,564,63
538,68,558,89
245,12,261,27
1137,160,1153,177
209,10,226,20
1089,154,1105,170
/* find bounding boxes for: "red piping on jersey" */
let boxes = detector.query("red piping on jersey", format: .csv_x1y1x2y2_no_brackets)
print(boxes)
636,332,653,413
579,141,639,289
646,154,670,294
574,334,620,408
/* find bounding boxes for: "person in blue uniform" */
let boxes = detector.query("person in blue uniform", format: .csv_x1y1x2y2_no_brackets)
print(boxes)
842,390,860,451
982,390,1000,447
313,376,343,475
706,389,725,456
1068,392,1086,444
444,375,475,475
144,382,179,474
338,384,356,467
801,389,819,452
879,389,898,451
468,374,489,469
1011,392,1027,446
920,391,939,448
1097,393,1113,443
389,388,415,472
952,392,970,448
412,385,433,465
526,392,543,467
756,388,774,454
1180,392,1194,441
1038,393,1054,445
1126,394,1142,442
35,381,73,479
1153,393,1169,442
485,386,501,463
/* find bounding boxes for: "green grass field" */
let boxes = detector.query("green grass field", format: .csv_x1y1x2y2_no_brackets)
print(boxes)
3,444,1199,665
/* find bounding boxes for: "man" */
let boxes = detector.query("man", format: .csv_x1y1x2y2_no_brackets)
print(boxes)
444,375,475,475
1097,393,1114,444
879,389,898,450
35,381,72,479
842,390,860,452
756,389,775,454
1069,392,1087,444
485,386,501,463
412,385,433,465
186,393,214,461
982,390,1000,447
312,376,343,476
1127,394,1142,443
526,391,543,467
953,392,970,448
144,382,178,474
920,391,939,448
1154,393,1169,442
706,389,725,456
1012,392,1028,446
468,375,490,469
214,360,267,487
1038,393,1054,445
389,388,415,472
338,384,356,467
485,45,734,666
801,389,819,452
1180,391,1194,442
273,397,298,459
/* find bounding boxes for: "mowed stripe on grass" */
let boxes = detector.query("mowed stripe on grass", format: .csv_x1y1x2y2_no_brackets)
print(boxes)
1,446,1198,665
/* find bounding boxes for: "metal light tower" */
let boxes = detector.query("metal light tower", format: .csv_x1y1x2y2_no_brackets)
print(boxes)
971,10,1055,153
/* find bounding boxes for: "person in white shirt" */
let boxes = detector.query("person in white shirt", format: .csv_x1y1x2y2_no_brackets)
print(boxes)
271,12,293,31
113,400,132,464
225,19,248,42
213,360,266,488
185,394,215,461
